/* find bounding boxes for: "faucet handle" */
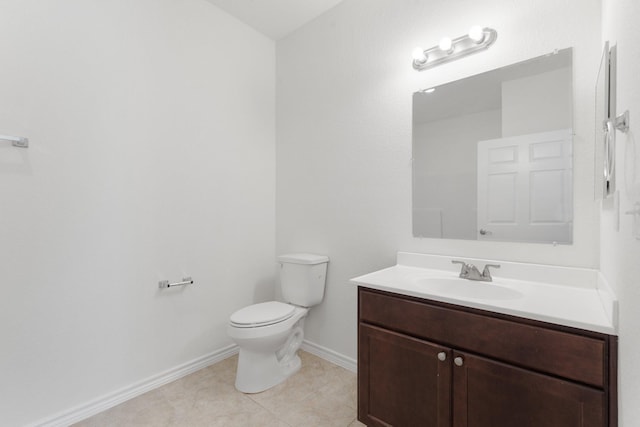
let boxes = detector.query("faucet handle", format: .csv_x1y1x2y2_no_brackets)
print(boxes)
482,264,501,281
452,260,469,277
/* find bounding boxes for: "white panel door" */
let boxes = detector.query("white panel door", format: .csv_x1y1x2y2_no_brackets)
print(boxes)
476,129,573,243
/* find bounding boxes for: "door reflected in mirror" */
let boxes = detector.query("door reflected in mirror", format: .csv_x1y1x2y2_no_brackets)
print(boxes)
412,48,573,244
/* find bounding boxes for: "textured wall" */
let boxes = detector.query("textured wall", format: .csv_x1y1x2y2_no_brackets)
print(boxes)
276,0,601,361
600,1,640,424
0,1,275,425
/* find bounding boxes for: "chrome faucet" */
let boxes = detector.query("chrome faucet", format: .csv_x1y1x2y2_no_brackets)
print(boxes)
452,260,501,282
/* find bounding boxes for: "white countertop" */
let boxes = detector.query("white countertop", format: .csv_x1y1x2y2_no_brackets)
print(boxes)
351,252,618,335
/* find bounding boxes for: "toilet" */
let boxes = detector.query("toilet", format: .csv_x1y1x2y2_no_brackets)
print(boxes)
227,253,329,393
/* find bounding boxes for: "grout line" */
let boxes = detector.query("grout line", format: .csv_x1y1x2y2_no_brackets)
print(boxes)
248,397,294,427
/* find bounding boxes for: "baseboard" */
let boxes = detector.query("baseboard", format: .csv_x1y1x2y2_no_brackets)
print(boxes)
301,339,357,373
32,344,239,427
32,341,354,426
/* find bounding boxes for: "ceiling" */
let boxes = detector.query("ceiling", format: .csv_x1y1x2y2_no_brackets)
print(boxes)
205,0,345,40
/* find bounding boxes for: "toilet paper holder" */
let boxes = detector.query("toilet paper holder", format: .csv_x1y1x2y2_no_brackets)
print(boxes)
0,134,29,148
158,277,194,289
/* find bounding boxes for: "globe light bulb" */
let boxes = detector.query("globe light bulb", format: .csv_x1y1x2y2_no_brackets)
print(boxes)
412,47,427,64
438,37,453,53
468,25,485,43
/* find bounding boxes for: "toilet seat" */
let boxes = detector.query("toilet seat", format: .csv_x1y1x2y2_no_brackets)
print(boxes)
230,301,296,328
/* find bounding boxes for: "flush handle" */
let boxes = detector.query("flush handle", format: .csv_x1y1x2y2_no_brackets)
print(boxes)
437,352,447,361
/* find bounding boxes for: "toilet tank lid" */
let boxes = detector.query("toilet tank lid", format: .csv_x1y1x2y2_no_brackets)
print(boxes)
277,253,329,265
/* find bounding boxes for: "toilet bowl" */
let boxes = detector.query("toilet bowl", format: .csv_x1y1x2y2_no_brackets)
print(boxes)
228,301,308,393
227,253,329,394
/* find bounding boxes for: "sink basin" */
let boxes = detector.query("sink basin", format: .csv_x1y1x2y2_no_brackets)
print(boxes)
415,277,523,300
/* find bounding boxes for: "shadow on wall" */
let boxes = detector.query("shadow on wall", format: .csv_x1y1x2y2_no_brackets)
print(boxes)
253,276,276,303
0,145,32,176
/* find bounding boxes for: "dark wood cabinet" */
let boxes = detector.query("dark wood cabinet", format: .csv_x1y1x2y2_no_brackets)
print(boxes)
357,288,617,427
452,351,605,427
359,324,451,427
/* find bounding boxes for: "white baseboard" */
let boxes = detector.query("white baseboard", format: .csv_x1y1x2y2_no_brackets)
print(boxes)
32,341,355,426
32,345,239,427
301,339,357,373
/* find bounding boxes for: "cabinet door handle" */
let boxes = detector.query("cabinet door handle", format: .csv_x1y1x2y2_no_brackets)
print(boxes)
437,352,447,361
454,356,464,367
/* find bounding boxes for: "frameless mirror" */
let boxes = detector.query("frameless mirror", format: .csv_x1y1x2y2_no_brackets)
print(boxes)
412,48,573,244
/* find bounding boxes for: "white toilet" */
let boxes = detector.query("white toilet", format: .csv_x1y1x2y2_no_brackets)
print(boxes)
227,253,329,393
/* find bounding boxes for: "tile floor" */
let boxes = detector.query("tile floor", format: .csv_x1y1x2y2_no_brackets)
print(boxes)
74,351,366,426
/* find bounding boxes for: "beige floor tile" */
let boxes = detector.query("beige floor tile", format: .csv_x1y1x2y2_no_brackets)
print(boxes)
183,381,288,427
314,365,357,410
249,352,347,412
75,351,357,427
272,390,357,427
73,389,177,427
201,354,239,386
180,408,290,427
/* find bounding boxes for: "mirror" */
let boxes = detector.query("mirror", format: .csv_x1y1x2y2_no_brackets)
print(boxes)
413,48,573,244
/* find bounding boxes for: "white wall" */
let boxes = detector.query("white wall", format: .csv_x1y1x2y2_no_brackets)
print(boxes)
0,1,275,425
277,0,601,362
600,1,640,424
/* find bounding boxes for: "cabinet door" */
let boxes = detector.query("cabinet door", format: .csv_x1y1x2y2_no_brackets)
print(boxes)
359,323,452,427
452,351,605,427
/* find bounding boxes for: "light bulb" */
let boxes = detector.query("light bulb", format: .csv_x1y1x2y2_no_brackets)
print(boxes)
468,25,485,43
438,37,453,53
412,47,427,64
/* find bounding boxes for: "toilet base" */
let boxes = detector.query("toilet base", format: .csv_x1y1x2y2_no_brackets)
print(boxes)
228,306,308,394
235,349,302,393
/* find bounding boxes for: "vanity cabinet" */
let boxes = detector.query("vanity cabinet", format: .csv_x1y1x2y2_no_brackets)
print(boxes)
358,288,617,427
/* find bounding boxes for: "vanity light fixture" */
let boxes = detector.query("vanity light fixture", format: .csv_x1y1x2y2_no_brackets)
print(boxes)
412,47,428,65
412,26,497,71
468,25,485,43
438,37,454,54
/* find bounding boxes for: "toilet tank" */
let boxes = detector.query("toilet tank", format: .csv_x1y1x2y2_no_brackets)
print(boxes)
277,253,329,307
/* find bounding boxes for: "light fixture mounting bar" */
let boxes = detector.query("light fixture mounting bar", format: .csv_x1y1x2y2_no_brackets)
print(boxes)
413,28,497,71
